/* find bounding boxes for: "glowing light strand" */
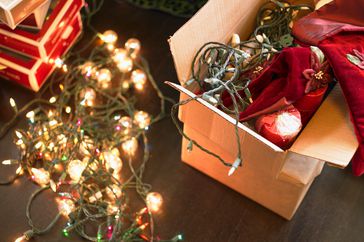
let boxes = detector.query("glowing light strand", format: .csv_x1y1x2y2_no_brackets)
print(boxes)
0,1,181,240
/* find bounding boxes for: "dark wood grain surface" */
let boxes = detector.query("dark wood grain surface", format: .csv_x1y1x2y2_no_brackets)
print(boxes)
1,1,364,242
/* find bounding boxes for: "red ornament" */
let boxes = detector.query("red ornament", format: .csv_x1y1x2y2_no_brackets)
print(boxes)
255,106,302,150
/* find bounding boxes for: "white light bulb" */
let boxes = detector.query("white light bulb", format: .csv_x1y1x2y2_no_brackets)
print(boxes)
65,106,71,114
121,80,130,90
2,160,12,165
231,33,241,48
106,184,122,199
120,116,132,128
106,43,115,51
14,235,26,242
9,98,16,108
121,137,138,156
131,69,147,91
58,199,75,216
97,68,112,89
26,110,34,118
16,166,23,175
101,30,118,44
146,192,163,212
80,88,96,107
133,111,151,129
112,48,128,63
15,130,22,139
48,109,55,118
67,160,86,182
118,116,132,135
116,57,133,73
79,137,94,156
54,58,64,68
107,204,119,215
125,38,141,58
80,61,96,76
49,96,57,103
34,141,44,150
31,168,50,186
103,151,123,173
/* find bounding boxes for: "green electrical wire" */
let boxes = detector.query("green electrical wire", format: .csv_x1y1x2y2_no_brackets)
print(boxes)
171,0,313,173
0,1,182,241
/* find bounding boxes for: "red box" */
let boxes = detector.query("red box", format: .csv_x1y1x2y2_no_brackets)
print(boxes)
0,14,82,91
0,0,84,59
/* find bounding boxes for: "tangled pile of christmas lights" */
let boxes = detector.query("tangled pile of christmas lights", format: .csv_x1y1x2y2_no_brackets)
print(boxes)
1,29,182,242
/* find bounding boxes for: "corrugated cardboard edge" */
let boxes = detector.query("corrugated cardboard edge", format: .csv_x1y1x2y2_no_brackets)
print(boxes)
166,81,284,152
290,84,358,168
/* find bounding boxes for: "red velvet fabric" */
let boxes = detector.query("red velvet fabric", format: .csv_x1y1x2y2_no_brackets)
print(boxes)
318,33,364,176
316,0,364,27
221,47,312,121
294,86,328,125
292,0,364,176
292,0,364,46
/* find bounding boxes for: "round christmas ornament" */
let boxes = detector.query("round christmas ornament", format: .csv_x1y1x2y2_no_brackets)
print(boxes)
255,106,302,150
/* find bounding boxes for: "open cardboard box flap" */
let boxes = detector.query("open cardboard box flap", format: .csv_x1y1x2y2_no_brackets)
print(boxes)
168,0,262,85
168,0,359,168
289,85,358,167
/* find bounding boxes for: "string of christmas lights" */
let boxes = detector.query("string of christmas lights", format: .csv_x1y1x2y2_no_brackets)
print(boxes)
171,0,313,176
0,8,182,242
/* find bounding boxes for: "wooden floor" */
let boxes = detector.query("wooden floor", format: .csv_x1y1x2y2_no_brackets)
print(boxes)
0,1,364,241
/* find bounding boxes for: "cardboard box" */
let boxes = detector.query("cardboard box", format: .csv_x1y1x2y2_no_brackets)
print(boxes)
0,13,82,91
16,0,51,30
167,0,359,219
0,0,49,29
0,0,84,59
182,124,324,219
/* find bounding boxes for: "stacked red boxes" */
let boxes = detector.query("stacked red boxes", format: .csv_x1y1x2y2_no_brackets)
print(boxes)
0,0,84,91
